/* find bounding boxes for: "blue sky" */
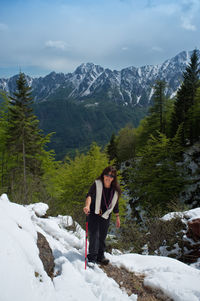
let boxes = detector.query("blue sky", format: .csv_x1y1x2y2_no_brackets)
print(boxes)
0,0,200,77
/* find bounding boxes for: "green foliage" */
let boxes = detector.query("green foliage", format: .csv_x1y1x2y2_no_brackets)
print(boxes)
133,117,150,151
0,74,55,204
6,73,44,202
145,216,186,256
47,143,111,226
164,98,175,137
116,125,136,163
132,84,173,153
34,98,146,160
118,51,199,224
127,132,186,214
108,210,186,258
0,91,10,193
106,133,118,163
115,219,146,253
170,49,200,144
149,80,167,133
187,86,200,142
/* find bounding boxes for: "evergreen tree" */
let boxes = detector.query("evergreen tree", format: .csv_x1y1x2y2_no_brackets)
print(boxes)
149,80,167,134
0,91,10,192
7,73,45,203
106,133,118,163
134,80,170,151
116,125,136,163
187,85,200,142
127,132,186,214
170,49,200,144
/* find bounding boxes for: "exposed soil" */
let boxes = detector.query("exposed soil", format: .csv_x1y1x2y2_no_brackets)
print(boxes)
100,263,173,301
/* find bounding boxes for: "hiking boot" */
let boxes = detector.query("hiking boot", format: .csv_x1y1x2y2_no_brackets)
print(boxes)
87,260,96,268
97,257,109,265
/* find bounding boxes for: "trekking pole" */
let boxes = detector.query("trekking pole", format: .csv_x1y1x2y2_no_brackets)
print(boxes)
85,215,89,270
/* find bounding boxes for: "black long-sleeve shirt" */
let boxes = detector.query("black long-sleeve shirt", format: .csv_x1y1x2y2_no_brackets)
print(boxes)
86,182,119,215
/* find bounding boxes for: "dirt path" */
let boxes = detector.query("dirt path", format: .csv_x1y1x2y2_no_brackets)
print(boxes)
100,263,173,301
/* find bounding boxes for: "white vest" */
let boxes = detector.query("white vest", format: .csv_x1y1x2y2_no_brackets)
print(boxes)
95,179,118,219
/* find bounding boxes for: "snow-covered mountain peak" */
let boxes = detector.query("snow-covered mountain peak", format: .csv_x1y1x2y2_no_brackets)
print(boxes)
1,49,200,105
74,62,104,75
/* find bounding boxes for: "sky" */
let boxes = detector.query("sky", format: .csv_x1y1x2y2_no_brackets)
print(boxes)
0,0,200,78
1,193,200,301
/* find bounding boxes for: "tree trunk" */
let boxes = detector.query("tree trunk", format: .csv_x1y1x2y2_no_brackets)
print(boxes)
22,129,27,203
1,150,4,188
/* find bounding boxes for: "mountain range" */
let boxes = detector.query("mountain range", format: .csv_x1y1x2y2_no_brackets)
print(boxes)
0,50,199,107
0,49,199,159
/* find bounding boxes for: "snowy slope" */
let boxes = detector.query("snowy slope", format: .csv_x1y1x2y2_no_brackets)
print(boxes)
1,193,200,301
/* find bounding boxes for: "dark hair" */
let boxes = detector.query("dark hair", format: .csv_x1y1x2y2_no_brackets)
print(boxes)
97,166,121,198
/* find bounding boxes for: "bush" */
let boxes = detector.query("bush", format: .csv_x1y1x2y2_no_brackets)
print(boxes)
107,212,186,260
146,216,186,255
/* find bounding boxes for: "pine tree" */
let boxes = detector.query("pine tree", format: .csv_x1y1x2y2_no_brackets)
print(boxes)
170,49,200,144
127,132,186,214
7,72,45,202
149,80,167,134
188,86,200,142
106,133,118,163
134,80,169,150
0,91,10,191
116,125,136,163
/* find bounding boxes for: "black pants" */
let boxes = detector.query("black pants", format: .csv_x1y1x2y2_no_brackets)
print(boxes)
87,213,110,262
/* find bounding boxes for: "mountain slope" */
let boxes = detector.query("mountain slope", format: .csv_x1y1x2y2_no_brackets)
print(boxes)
34,98,146,159
1,193,200,301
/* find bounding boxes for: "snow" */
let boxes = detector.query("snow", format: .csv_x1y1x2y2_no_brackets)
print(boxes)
1,193,200,301
26,202,49,217
108,254,200,301
162,207,200,222
136,95,141,104
81,71,104,97
148,87,154,100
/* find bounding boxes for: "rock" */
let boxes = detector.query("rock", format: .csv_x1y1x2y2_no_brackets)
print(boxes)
180,218,200,263
37,232,55,278
187,218,200,242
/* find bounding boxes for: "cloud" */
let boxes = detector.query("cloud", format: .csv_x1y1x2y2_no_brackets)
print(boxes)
152,46,163,52
181,16,196,31
0,23,8,31
122,46,128,51
0,0,200,77
142,0,199,31
180,0,200,31
45,40,69,51
150,3,179,16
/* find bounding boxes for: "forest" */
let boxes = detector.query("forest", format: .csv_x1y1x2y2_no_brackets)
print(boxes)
0,49,200,254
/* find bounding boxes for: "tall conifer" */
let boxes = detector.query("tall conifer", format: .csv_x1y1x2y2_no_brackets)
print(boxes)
170,49,200,144
0,92,10,191
7,72,44,202
188,86,200,142
149,80,167,134
106,133,118,162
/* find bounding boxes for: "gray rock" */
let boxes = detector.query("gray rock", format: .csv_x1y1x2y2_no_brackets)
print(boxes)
37,232,55,278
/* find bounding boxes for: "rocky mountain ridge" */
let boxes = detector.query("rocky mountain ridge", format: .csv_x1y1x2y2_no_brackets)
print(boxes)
0,50,199,106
